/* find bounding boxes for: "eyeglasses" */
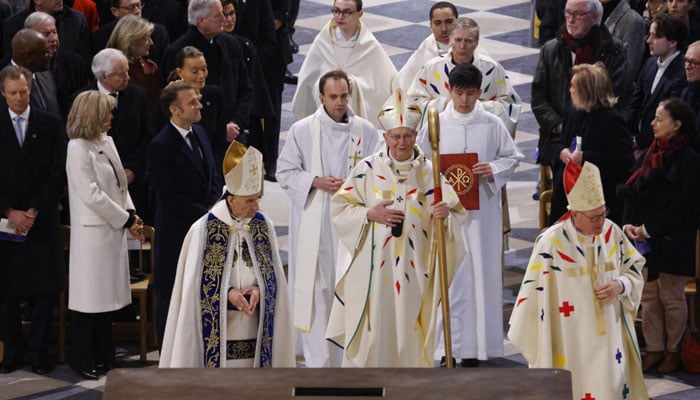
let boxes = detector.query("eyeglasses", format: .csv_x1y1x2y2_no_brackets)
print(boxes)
223,11,236,18
564,10,591,20
331,7,356,17
119,2,143,12
578,209,608,223
685,58,700,68
386,133,416,142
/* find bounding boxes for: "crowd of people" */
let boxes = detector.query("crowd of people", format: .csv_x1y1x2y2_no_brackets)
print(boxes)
0,0,699,398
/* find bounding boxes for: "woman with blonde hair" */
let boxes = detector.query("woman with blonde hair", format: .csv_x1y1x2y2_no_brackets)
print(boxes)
546,61,634,224
66,90,144,380
107,14,164,110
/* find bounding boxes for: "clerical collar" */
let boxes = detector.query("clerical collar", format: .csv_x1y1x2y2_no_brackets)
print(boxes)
334,25,359,46
322,106,349,124
437,40,450,56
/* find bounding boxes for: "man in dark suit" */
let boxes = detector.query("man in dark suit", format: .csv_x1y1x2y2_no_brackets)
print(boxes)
235,0,292,181
25,11,89,119
2,0,92,65
148,81,222,345
82,48,153,223
0,65,66,375
627,13,688,153
681,40,700,148
92,0,170,66
163,0,252,144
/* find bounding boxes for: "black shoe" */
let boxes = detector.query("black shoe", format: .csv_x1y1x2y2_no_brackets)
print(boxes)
290,37,299,54
31,363,53,375
74,367,100,380
439,356,456,368
264,173,277,182
284,69,298,85
95,363,114,375
0,361,18,374
460,358,480,368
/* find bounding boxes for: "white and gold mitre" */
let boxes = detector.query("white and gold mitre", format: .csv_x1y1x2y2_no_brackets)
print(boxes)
377,88,422,131
564,161,605,212
223,141,263,196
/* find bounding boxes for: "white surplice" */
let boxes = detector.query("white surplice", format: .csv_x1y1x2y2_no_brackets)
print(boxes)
277,106,380,367
395,34,449,93
291,20,397,128
407,51,522,134
159,201,295,368
508,219,648,400
419,102,523,360
327,146,467,367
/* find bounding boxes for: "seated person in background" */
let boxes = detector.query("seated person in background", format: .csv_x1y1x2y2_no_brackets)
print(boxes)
159,142,295,368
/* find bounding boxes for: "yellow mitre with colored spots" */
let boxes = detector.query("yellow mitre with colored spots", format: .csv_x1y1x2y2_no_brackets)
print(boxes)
564,161,605,212
223,141,263,196
377,88,422,131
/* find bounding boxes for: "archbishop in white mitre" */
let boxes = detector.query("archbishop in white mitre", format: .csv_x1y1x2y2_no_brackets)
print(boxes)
159,142,295,368
508,161,648,400
326,89,467,367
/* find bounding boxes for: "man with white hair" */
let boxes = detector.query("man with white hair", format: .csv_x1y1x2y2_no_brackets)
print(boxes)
159,142,295,368
82,48,153,228
24,11,88,119
408,17,521,135
327,89,466,367
532,0,628,164
292,0,396,128
163,0,252,149
2,0,91,63
509,161,648,400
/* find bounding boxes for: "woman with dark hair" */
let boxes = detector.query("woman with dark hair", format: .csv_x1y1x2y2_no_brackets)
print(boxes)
618,97,700,373
156,46,231,166
547,61,634,225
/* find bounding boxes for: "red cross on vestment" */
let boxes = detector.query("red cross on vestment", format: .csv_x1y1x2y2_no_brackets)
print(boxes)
559,301,575,317
581,393,596,400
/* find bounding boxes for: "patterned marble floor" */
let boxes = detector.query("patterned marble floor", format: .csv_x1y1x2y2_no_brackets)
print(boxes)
1,0,698,398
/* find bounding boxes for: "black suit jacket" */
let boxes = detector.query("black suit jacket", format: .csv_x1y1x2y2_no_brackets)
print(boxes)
92,19,170,66
3,6,92,64
0,105,66,296
163,25,252,128
147,122,222,290
547,107,634,225
51,48,89,119
81,82,153,177
142,0,187,43
626,54,686,150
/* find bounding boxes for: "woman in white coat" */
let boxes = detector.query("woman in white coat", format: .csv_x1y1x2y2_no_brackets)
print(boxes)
65,91,144,380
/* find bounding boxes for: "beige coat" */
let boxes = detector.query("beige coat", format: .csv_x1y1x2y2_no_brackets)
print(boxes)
66,135,133,313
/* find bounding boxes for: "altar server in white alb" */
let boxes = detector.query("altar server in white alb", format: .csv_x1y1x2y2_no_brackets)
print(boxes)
408,17,521,134
395,2,457,92
419,63,523,366
277,69,380,367
291,0,396,127
159,143,295,368
508,161,648,400
326,89,467,367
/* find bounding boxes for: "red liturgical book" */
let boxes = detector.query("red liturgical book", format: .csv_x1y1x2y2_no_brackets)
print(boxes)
440,153,479,210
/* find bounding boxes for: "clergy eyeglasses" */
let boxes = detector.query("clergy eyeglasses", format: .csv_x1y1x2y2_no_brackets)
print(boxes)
579,209,608,223
331,7,356,17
